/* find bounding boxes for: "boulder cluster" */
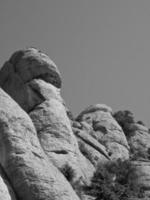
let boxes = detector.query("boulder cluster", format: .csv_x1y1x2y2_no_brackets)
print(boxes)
0,48,150,200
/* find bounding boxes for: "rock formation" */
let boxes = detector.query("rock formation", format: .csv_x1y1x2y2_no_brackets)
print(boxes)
76,104,129,161
0,48,149,199
0,88,80,200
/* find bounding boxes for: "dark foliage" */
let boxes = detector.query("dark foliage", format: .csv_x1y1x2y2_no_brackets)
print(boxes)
60,164,75,182
85,159,145,200
113,110,135,137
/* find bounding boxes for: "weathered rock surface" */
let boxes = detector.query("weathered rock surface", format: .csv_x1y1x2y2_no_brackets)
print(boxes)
1,48,150,200
72,121,109,166
29,79,94,184
77,136,109,166
0,48,62,112
76,104,129,161
0,88,80,200
132,161,150,197
128,124,150,160
73,127,110,161
0,49,94,187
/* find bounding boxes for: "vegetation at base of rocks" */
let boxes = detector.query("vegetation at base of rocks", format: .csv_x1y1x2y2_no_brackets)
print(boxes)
60,164,86,199
84,159,145,200
60,164,75,182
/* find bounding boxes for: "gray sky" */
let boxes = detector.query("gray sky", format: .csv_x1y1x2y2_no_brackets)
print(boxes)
0,0,150,126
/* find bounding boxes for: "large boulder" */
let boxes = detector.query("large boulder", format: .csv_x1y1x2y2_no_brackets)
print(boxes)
0,88,80,200
0,48,62,112
0,48,94,186
29,79,94,184
76,104,129,161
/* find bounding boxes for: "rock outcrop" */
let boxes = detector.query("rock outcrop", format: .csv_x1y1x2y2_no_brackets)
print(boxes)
73,122,110,166
0,48,94,194
29,79,94,184
0,88,80,200
0,48,61,112
76,104,129,161
128,123,150,160
0,48,150,200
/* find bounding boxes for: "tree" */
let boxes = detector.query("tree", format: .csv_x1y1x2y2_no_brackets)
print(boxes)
113,110,135,137
85,159,145,200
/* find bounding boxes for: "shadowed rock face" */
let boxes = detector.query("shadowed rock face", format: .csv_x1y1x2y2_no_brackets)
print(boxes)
0,48,62,111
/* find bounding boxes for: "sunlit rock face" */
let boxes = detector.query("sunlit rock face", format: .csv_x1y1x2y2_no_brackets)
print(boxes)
29,79,94,185
76,104,129,161
0,48,94,188
0,88,80,200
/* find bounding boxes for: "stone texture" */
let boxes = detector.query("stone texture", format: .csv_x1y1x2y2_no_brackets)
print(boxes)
2,48,150,199
29,80,94,185
73,127,110,160
76,104,129,161
77,137,109,166
0,88,80,200
72,121,109,166
0,48,62,112
0,48,94,187
128,123,150,160
132,160,150,197
76,104,113,123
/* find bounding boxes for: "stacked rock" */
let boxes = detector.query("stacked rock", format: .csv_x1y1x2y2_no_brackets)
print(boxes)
0,48,94,200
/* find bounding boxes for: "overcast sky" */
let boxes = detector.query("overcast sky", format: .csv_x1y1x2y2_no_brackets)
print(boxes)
0,0,150,126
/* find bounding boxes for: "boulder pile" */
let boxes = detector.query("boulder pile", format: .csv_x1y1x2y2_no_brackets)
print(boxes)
0,48,149,200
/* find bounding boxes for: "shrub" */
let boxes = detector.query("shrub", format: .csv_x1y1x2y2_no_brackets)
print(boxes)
85,159,145,200
113,110,135,137
60,164,75,182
